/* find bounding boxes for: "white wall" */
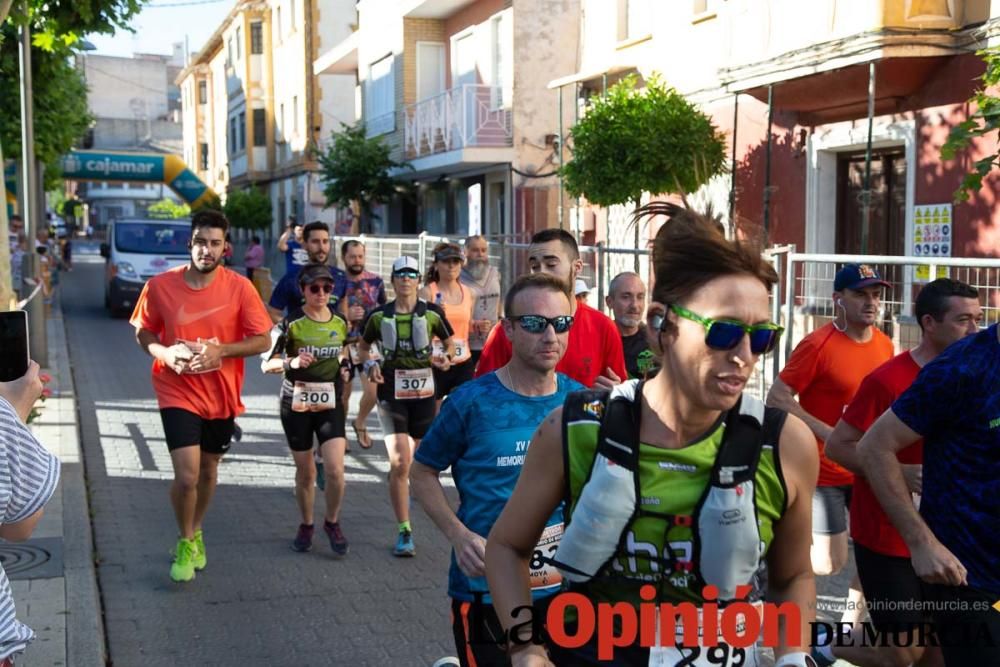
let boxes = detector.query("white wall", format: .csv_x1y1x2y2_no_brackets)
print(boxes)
84,54,171,121
317,0,359,135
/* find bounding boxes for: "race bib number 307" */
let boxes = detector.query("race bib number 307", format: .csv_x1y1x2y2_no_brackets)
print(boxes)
394,368,434,400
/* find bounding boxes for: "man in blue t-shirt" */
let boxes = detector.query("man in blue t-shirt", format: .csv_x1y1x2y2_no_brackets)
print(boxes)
277,215,308,275
411,273,583,667
267,221,346,323
859,323,1000,666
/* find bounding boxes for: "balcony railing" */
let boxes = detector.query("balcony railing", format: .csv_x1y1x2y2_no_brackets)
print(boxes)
404,84,512,158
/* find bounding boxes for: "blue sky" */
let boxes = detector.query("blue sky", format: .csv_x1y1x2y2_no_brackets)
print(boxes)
86,0,234,60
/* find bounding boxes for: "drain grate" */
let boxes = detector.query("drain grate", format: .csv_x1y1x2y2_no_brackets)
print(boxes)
0,537,64,580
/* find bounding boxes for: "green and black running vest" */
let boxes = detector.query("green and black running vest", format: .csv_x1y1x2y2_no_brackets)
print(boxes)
556,380,788,607
379,299,432,362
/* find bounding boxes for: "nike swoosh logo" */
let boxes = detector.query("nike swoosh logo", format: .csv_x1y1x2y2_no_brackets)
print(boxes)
176,303,229,326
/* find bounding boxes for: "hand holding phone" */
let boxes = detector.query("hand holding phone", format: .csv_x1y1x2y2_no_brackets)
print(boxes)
0,360,42,423
0,311,29,383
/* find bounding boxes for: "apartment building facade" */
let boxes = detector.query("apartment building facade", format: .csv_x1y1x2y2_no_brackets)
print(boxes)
178,0,356,234
559,0,1000,264
315,0,581,237
75,50,186,227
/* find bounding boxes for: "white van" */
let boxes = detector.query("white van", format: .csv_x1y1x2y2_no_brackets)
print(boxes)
100,218,191,315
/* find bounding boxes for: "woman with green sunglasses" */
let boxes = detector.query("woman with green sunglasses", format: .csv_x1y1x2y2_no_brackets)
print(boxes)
487,203,821,666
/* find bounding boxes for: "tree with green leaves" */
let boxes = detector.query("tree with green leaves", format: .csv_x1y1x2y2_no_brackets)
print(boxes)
562,74,727,245
316,123,410,234
1,0,147,309
223,187,272,231
1,0,143,48
941,47,1000,202
0,24,93,191
147,198,190,219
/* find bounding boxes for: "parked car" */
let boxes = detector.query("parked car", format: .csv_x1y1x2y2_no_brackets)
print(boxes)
101,218,191,316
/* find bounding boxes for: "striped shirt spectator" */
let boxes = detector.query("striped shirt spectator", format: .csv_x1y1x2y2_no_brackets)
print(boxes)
0,396,60,661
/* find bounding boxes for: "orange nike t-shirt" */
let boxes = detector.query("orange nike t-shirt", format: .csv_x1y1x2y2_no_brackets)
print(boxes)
130,265,273,420
779,322,894,487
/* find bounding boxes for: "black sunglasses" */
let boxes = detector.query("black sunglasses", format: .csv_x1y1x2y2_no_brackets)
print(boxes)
393,270,421,280
510,314,574,334
306,283,333,295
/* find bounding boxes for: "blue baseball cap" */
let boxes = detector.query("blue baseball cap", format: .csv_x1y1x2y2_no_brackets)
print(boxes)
833,263,890,292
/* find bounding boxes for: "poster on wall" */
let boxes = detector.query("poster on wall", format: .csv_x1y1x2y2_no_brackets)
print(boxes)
912,204,951,282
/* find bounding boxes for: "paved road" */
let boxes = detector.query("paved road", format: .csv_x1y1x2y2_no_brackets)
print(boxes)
64,249,458,666
64,243,854,666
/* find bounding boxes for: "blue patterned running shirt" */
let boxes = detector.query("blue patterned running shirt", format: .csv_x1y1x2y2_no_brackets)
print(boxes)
891,324,1000,595
415,371,584,603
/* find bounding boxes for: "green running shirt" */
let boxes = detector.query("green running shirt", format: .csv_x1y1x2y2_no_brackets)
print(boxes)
266,307,349,396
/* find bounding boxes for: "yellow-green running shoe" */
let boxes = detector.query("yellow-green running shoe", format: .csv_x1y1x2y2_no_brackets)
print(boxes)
193,529,207,571
170,538,197,582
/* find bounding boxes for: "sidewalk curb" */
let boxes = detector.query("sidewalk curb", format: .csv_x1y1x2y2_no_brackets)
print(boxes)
50,297,108,666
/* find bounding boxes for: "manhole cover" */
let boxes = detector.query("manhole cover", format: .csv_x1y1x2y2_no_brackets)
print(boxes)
0,537,64,580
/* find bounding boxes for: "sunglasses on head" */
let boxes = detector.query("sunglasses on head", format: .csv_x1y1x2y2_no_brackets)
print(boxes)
510,314,574,334
393,270,420,280
668,304,783,355
305,282,333,295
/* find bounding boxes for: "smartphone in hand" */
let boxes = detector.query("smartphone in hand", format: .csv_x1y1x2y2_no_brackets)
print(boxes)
0,311,29,382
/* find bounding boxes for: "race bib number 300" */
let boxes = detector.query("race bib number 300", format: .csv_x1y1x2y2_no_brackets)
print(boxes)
394,368,434,400
529,523,563,592
291,381,337,413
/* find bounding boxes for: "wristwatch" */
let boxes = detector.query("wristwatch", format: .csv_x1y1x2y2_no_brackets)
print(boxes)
774,653,818,667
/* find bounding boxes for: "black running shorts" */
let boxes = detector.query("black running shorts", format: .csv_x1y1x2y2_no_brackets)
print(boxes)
377,397,436,439
279,393,347,452
854,542,929,632
433,358,475,399
160,408,234,454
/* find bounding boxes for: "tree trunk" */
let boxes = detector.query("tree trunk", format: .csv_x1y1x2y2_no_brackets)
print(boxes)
0,139,15,310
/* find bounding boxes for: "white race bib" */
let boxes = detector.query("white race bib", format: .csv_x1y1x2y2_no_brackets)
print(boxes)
432,338,471,364
291,381,337,413
529,522,563,591
394,368,434,400
177,337,222,374
650,604,761,667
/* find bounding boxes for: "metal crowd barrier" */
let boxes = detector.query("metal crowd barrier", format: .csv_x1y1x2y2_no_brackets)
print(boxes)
261,232,1000,403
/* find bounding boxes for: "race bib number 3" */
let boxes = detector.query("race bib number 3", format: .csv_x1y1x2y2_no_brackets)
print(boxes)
291,381,337,412
394,368,434,400
432,339,471,364
529,523,563,591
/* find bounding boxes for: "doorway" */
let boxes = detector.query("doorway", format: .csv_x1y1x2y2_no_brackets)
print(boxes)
835,149,907,257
